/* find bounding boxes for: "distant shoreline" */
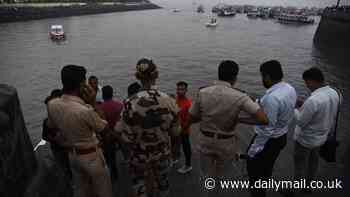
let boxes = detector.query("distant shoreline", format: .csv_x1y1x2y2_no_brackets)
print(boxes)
0,2,161,23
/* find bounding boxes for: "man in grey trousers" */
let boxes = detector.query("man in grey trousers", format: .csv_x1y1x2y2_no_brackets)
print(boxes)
293,67,341,194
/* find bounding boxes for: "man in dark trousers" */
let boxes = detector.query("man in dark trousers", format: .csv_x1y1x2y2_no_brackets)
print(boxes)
98,85,124,181
246,60,297,197
175,81,193,174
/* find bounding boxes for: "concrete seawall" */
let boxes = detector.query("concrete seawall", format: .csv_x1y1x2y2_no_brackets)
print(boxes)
0,3,161,23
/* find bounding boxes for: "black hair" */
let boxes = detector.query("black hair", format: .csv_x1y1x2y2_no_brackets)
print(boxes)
176,81,188,88
44,89,63,104
102,85,113,100
61,65,86,93
259,60,284,81
127,82,141,97
302,67,325,83
88,75,98,81
218,60,239,81
51,89,63,98
169,94,176,99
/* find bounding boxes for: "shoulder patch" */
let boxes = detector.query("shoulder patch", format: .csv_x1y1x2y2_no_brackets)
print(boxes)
232,88,257,100
199,85,209,90
232,87,247,94
198,85,213,92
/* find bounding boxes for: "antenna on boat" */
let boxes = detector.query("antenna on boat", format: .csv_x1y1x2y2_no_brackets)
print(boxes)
336,0,341,7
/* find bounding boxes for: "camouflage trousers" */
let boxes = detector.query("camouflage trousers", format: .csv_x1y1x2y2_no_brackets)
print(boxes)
129,158,171,197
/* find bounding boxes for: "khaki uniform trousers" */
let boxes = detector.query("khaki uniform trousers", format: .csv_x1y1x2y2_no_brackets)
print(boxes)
69,147,113,197
198,132,238,197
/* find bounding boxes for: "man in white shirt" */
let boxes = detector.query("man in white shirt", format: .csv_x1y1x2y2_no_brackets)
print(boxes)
89,75,103,103
293,67,341,192
245,60,297,197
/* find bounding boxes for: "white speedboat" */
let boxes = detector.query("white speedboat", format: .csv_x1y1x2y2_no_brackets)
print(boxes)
49,25,65,40
206,17,218,27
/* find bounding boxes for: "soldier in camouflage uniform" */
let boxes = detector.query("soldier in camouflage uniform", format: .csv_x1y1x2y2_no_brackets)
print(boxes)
114,58,180,197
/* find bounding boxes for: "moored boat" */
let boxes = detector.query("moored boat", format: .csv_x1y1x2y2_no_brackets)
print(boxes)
217,9,236,17
247,11,260,18
277,14,315,24
206,17,218,27
197,5,205,13
49,25,65,40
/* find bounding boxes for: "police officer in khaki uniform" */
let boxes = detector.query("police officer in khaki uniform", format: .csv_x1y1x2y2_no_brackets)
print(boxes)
47,65,113,197
188,60,268,197
114,58,179,197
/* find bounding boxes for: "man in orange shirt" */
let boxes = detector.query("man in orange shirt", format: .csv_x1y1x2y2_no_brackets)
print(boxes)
176,81,193,174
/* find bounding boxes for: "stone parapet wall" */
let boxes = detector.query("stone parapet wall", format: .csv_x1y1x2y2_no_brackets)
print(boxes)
0,84,37,197
0,2,161,23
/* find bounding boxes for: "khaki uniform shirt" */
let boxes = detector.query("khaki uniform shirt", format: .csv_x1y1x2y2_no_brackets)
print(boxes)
114,89,179,165
47,94,107,149
190,80,260,159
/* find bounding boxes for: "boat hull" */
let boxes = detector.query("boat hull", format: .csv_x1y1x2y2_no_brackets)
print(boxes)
277,18,314,24
277,14,315,24
247,14,259,18
218,13,236,17
314,9,350,48
49,33,66,40
206,22,218,27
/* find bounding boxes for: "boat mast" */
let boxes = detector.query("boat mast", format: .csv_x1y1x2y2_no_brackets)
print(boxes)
336,0,341,7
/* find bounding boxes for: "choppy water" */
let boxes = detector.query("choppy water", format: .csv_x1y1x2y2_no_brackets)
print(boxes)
0,0,349,149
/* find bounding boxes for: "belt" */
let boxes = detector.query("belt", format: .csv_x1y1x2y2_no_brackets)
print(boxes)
69,147,97,155
201,131,234,139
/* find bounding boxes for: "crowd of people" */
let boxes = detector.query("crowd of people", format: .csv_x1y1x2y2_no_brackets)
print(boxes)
42,58,342,197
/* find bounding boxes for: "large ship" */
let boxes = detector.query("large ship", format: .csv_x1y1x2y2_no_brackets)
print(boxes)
277,14,315,24
313,0,350,48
